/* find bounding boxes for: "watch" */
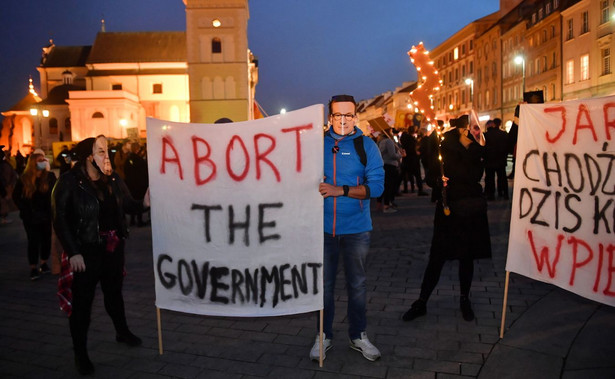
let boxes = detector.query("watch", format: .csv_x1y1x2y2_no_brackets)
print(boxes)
342,185,349,197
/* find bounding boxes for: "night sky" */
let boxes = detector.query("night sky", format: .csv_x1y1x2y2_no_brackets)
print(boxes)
1,0,499,117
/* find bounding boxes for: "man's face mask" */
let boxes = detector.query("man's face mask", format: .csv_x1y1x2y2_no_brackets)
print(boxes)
91,138,112,176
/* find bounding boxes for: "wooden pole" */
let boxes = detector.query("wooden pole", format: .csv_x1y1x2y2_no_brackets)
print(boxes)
319,309,324,368
156,307,164,354
499,271,511,339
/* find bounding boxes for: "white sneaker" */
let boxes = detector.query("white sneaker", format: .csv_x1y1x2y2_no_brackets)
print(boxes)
309,335,332,361
350,332,381,361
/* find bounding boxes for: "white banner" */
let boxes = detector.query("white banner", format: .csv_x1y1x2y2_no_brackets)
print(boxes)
506,96,615,306
146,105,324,316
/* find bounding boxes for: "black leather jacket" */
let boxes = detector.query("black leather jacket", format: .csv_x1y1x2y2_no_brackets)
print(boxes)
52,163,141,257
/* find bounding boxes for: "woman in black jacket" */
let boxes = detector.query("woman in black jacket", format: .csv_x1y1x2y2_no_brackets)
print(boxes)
52,135,143,375
402,116,491,322
13,150,56,280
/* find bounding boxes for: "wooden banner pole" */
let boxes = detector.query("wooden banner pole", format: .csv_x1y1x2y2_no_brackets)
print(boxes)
499,271,510,339
319,309,324,367
156,307,164,354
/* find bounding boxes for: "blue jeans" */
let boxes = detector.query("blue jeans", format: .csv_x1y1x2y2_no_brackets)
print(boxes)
322,231,371,340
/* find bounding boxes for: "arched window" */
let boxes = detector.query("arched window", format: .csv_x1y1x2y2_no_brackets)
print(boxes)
65,117,71,135
92,112,104,119
212,38,222,54
49,118,58,134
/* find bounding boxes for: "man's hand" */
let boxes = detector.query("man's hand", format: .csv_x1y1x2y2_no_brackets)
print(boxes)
319,182,342,198
70,254,86,272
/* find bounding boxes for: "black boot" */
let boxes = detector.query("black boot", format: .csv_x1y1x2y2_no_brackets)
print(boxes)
402,299,427,321
460,297,475,321
74,352,94,375
116,330,142,346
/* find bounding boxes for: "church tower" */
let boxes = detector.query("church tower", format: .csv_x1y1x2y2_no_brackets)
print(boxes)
184,0,257,123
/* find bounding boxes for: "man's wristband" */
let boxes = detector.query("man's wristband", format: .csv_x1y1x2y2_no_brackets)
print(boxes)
342,185,349,197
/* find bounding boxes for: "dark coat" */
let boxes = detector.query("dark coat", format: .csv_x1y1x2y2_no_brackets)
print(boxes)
13,172,57,224
484,127,509,168
430,128,491,260
124,152,149,200
52,162,141,257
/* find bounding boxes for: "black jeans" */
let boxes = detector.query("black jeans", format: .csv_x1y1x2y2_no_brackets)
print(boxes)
485,166,508,199
23,221,52,265
69,240,129,355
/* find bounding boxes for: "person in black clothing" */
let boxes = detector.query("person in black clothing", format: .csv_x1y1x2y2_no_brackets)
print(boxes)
420,120,445,202
124,142,149,226
12,150,57,279
483,118,509,200
402,115,491,322
55,145,72,175
52,135,143,375
400,127,427,196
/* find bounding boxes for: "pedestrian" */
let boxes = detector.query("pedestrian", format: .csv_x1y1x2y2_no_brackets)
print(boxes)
52,135,144,375
402,115,491,322
12,149,57,280
124,141,149,226
484,118,509,200
113,140,131,180
0,145,18,225
420,120,444,202
55,145,72,175
312,94,384,362
377,131,402,213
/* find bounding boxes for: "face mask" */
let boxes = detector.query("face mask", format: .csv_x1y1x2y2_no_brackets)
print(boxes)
36,161,47,171
91,156,112,176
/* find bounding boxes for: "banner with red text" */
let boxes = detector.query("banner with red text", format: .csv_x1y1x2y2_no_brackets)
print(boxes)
146,105,324,316
506,96,615,306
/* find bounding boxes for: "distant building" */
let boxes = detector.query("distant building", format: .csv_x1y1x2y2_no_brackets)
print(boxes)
0,0,258,155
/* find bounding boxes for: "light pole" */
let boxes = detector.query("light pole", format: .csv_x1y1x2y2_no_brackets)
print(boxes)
514,55,526,95
464,78,474,104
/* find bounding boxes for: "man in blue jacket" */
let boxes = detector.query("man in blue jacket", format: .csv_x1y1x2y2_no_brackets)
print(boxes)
311,95,384,362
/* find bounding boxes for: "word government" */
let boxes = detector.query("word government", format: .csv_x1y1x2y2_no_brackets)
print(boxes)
157,254,322,308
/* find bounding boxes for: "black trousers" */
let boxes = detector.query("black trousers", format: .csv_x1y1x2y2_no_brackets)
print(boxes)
484,166,508,199
382,164,399,206
69,241,129,355
418,255,474,301
23,221,52,265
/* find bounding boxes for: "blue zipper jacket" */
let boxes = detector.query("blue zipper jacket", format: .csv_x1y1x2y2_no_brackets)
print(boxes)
323,127,384,235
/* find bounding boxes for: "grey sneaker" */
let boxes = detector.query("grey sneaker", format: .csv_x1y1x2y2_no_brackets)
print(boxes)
309,335,332,361
350,332,381,361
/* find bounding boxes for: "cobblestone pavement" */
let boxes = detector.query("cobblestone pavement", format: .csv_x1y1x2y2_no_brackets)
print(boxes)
1,188,613,378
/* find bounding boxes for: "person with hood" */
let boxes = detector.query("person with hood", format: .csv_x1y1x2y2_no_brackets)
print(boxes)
12,149,56,280
52,135,144,375
311,94,384,362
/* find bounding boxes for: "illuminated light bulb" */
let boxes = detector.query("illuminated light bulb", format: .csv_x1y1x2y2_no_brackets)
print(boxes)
422,76,427,80
417,67,421,71
414,101,419,105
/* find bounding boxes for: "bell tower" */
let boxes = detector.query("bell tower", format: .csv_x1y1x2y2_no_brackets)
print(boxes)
184,0,256,123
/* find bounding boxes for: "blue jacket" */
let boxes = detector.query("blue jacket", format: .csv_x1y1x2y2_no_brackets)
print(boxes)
323,127,384,235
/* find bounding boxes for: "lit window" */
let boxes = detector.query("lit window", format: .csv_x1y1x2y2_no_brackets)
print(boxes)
454,47,459,60
580,54,589,80
566,60,574,84
153,83,163,94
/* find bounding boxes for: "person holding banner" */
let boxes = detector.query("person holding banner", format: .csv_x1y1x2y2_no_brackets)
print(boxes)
312,94,385,362
52,135,144,375
402,115,491,322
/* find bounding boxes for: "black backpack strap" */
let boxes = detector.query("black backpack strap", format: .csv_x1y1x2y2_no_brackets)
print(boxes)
353,136,367,166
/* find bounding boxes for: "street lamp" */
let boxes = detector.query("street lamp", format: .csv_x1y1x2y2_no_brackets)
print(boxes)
465,78,474,104
514,55,526,94
29,106,49,149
